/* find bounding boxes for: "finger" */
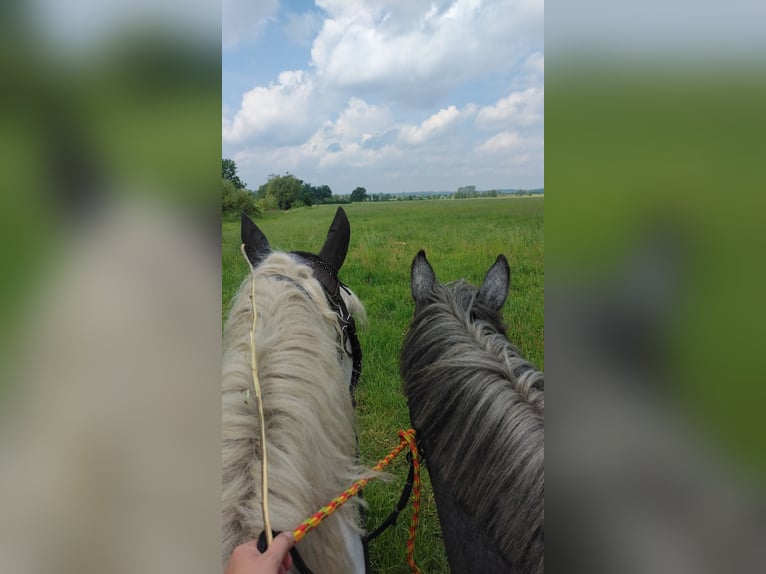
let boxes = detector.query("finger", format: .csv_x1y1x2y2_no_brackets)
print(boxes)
268,531,295,556
281,551,293,571
258,531,295,569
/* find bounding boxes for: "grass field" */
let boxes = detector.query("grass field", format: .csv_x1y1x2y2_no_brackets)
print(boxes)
222,197,544,573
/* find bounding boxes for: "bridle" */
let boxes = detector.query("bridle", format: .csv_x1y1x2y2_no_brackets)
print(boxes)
270,251,363,400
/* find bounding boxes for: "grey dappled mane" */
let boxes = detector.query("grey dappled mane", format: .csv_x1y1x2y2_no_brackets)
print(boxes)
401,279,544,574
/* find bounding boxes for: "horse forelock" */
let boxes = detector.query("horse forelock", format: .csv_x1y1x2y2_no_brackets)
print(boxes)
402,279,544,574
222,251,369,573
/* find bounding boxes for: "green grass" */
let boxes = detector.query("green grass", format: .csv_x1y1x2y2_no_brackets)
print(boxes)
222,197,544,573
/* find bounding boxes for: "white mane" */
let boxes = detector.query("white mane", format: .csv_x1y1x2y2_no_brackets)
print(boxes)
222,252,368,572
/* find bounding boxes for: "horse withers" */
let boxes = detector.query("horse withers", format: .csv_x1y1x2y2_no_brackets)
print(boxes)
222,208,369,573
401,250,544,574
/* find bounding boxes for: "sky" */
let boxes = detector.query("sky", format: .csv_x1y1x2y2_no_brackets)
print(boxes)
222,0,544,195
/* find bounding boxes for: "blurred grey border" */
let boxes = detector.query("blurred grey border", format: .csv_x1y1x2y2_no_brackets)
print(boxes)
0,1,221,573
547,0,766,572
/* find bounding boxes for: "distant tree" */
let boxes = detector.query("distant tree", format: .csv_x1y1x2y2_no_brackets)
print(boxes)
262,173,303,210
299,183,316,207
350,186,368,202
323,194,351,204
222,178,260,217
297,183,333,206
222,158,246,189
455,185,478,199
314,184,333,203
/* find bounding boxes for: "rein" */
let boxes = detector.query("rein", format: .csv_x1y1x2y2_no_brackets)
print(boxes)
257,430,422,574
241,244,273,546
288,429,423,574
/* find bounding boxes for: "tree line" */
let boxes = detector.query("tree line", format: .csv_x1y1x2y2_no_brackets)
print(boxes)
223,158,528,217
222,159,368,216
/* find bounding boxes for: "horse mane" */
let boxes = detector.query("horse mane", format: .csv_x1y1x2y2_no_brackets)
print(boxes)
222,252,368,572
401,279,544,574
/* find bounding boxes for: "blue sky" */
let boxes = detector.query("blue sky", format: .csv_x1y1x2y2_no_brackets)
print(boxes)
222,0,544,195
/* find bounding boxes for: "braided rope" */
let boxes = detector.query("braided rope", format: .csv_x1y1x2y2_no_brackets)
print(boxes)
292,429,422,573
240,244,273,546
402,429,422,574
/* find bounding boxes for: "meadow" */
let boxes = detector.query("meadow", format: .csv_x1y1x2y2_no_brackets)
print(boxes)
222,197,544,573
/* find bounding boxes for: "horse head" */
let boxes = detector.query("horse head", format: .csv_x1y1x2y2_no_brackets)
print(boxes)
223,207,368,574
402,250,544,574
411,249,510,330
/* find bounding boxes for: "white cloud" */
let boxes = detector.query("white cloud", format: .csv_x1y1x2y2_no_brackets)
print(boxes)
228,91,542,192
475,87,544,129
231,96,399,176
222,70,319,146
399,105,473,145
223,1,544,193
289,97,398,169
222,0,278,49
311,0,543,103
476,130,523,154
332,97,394,141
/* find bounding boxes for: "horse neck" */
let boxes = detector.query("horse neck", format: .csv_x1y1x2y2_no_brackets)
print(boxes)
402,301,544,574
222,258,364,573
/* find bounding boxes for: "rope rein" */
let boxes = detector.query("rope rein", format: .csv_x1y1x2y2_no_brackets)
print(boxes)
292,428,422,574
240,244,273,546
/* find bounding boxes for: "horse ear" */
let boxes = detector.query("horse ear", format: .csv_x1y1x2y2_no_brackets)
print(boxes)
411,250,437,304
478,255,510,310
241,212,271,267
318,207,351,271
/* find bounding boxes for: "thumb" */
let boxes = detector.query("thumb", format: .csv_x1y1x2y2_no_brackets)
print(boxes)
266,531,295,559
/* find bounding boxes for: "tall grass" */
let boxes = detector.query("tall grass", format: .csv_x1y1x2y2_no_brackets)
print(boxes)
222,197,544,572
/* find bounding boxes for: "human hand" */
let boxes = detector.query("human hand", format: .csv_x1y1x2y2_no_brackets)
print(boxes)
225,531,295,574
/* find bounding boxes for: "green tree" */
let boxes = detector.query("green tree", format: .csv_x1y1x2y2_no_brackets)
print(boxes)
314,184,333,202
222,178,260,217
222,158,246,189
264,173,303,210
350,186,368,202
455,184,478,199
296,183,333,206
298,183,316,207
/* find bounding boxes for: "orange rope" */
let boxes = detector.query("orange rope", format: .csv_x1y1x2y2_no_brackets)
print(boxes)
291,428,422,573
402,429,422,574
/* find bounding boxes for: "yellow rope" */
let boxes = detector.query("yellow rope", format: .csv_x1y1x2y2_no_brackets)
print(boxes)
240,244,272,546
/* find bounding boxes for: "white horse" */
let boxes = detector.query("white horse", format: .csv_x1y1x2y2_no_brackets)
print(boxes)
222,208,369,573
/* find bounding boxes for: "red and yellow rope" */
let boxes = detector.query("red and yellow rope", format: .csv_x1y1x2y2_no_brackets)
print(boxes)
292,428,422,573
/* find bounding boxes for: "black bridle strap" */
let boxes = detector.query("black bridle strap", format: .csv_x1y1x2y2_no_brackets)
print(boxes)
335,285,363,398
361,451,416,543
257,530,315,574
290,251,363,399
